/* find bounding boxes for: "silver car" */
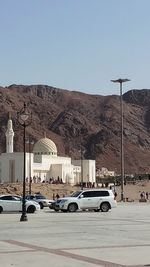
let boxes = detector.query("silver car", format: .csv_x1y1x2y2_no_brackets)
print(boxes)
26,194,53,209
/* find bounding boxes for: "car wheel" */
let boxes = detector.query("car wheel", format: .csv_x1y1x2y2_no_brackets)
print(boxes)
0,206,3,213
100,202,110,212
54,208,59,212
68,203,78,212
39,202,44,209
27,205,36,213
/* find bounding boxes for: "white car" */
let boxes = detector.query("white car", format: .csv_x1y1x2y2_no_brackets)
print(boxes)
0,194,40,213
26,194,53,209
54,189,117,212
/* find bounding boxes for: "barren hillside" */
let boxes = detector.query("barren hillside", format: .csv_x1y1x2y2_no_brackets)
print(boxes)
0,85,150,173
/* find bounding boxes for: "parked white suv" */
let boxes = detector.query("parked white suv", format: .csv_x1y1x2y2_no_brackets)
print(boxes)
54,189,117,212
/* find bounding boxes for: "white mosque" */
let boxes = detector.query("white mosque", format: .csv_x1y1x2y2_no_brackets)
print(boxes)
0,116,96,185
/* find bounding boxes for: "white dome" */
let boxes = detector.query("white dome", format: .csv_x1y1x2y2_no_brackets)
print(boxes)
33,137,57,155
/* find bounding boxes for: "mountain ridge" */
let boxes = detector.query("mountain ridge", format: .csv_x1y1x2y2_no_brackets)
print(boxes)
0,84,150,174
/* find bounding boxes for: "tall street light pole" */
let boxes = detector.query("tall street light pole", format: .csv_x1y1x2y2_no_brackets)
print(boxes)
17,103,32,221
26,136,34,195
111,78,130,201
80,144,83,190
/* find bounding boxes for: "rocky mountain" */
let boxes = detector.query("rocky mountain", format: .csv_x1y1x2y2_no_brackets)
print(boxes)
0,84,150,174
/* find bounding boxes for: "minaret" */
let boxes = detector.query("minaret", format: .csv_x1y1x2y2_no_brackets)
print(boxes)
5,113,14,153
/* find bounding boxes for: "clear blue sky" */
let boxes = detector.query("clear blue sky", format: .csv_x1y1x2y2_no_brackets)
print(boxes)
0,0,150,96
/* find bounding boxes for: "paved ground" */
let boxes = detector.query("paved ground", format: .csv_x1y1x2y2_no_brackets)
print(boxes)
0,203,150,267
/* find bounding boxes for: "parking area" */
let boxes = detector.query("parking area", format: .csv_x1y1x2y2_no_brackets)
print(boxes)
0,203,150,267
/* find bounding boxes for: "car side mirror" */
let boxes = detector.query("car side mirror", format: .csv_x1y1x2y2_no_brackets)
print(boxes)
79,195,84,199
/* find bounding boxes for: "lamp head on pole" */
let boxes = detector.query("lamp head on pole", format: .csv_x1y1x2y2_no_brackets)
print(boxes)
17,103,32,127
111,78,130,84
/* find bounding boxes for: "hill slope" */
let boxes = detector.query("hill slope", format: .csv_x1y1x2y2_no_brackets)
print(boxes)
0,84,150,173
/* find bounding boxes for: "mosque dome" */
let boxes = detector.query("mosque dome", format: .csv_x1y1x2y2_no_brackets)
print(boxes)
33,137,57,156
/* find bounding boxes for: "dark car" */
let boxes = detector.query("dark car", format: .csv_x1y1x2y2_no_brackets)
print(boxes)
49,201,59,211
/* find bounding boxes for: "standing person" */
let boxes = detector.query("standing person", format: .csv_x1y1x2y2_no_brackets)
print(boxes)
114,191,117,200
142,191,146,200
140,192,143,200
56,193,60,199
146,192,149,200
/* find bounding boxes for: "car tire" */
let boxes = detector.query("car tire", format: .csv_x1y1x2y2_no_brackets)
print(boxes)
0,206,3,213
68,203,78,212
100,202,110,212
27,205,36,213
39,202,44,209
54,208,59,212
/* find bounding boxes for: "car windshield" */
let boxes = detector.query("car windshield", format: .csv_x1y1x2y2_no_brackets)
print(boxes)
70,191,82,197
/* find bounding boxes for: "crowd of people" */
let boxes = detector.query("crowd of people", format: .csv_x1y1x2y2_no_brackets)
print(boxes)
25,176,63,184
140,191,149,200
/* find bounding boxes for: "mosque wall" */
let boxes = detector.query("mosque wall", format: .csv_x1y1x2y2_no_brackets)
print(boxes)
73,165,81,185
50,164,62,180
26,153,34,179
0,153,95,185
34,154,42,163
62,164,75,184
0,153,25,183
72,160,81,166
72,159,96,184
85,160,96,183
0,117,96,185
33,155,72,165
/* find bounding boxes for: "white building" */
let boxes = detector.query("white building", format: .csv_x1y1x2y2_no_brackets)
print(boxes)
0,116,96,185
96,167,115,178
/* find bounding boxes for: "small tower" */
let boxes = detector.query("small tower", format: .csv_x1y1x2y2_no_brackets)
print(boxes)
5,112,14,153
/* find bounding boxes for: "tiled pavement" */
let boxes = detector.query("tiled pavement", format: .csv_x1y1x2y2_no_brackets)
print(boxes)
0,203,150,267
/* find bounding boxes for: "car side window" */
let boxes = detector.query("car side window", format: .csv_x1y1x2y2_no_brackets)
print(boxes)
98,191,109,197
13,196,21,201
90,191,98,197
82,191,92,198
0,196,14,200
82,191,110,198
